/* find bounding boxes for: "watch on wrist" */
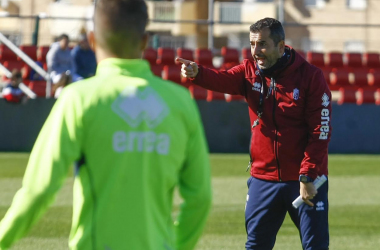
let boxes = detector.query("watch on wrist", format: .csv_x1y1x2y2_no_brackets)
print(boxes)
299,175,313,183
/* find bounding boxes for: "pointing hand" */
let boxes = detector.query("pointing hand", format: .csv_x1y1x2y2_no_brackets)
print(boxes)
175,57,199,78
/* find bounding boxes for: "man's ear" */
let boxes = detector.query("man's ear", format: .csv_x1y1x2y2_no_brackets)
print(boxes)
278,40,285,54
140,33,148,52
87,31,96,51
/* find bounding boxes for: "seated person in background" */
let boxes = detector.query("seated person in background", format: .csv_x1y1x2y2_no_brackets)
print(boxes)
2,70,26,103
71,34,97,79
53,70,72,99
46,33,82,84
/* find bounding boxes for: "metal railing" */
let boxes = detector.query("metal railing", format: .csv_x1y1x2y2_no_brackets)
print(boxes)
0,32,51,97
154,35,187,49
0,62,37,99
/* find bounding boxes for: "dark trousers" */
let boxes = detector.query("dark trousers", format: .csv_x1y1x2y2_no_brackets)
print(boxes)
245,177,329,250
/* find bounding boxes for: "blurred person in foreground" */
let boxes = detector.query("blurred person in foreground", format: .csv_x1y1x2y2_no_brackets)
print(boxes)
0,0,211,249
46,33,82,84
1,69,26,103
177,17,331,250
71,33,97,79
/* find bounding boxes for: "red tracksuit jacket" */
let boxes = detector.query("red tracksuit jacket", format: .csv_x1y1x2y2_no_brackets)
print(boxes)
192,47,331,181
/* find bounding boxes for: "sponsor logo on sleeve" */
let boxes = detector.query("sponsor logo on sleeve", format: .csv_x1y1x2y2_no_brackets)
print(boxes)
322,93,330,107
319,93,330,140
319,108,330,140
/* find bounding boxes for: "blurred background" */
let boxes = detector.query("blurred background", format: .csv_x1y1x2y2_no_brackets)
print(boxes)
0,1,379,249
0,0,379,154
0,0,378,52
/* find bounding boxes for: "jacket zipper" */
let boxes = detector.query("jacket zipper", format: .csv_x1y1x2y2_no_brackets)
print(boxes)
271,78,282,181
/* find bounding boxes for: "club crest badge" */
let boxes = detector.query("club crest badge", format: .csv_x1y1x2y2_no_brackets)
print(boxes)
255,70,259,76
293,88,300,100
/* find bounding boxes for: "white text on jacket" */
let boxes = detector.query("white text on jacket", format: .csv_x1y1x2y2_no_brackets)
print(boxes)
319,109,329,140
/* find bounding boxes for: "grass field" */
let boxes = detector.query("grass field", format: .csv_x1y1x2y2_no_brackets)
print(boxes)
1,153,380,249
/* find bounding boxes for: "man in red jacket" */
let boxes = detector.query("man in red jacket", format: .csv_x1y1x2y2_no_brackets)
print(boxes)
177,17,331,250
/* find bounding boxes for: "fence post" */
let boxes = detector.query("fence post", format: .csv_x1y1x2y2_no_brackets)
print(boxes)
32,15,40,46
278,0,285,24
208,0,214,50
152,34,159,49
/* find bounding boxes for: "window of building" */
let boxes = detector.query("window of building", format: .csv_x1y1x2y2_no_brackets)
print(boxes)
302,38,324,52
147,33,186,49
153,2,175,20
1,32,22,46
219,2,241,23
344,41,365,53
347,0,367,10
244,0,274,2
304,0,326,8
1,0,9,8
54,0,72,3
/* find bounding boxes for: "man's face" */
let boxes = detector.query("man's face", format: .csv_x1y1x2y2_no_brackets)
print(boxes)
60,38,69,50
250,28,283,70
11,76,22,87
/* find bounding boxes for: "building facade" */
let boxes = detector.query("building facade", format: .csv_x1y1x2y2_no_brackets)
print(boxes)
0,0,378,53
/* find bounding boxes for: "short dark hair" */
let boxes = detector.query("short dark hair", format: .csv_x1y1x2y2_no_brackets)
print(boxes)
94,0,148,54
58,34,69,41
11,69,22,80
250,18,285,45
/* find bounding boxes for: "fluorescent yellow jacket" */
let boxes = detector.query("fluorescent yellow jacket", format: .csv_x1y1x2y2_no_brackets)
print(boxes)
0,58,212,250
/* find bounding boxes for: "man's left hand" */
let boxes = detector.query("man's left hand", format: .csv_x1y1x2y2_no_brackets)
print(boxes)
300,182,317,207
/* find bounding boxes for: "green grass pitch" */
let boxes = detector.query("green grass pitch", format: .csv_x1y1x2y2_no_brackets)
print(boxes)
1,153,380,249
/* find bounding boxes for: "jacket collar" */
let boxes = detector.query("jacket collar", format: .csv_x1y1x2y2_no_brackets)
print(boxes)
255,45,307,78
258,47,291,77
96,58,153,78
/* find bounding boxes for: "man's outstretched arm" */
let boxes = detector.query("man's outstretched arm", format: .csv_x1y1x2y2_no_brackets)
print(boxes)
0,87,83,249
176,57,246,96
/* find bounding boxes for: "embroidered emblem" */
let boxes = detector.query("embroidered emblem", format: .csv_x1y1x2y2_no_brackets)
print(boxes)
322,93,330,107
252,82,261,92
316,201,325,211
293,88,300,100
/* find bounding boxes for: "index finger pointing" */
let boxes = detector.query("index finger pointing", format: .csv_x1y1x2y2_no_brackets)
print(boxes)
175,57,191,66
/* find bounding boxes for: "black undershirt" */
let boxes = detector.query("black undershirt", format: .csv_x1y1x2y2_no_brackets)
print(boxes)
258,47,291,78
